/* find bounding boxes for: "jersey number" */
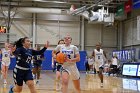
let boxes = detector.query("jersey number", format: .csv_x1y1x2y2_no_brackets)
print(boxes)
67,55,71,59
98,56,100,59
26,56,32,63
5,54,8,57
37,55,41,60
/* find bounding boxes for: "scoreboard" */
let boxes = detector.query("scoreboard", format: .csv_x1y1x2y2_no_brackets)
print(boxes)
122,63,140,77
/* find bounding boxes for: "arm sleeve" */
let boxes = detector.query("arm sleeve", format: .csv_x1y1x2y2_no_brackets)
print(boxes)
54,45,61,52
74,46,79,55
32,47,47,55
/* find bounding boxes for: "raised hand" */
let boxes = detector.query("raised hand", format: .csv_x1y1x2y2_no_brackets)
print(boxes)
44,41,49,48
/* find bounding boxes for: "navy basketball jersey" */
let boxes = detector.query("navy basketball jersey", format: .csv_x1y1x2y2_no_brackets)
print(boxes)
14,47,46,69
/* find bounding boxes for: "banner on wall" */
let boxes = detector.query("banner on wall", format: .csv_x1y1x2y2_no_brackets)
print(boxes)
112,49,135,62
125,0,132,13
133,0,140,9
116,4,124,16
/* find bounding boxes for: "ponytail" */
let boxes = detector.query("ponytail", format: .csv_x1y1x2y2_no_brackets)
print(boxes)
14,37,29,48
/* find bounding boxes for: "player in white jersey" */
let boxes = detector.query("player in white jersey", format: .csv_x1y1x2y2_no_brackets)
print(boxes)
52,35,81,93
0,42,13,84
88,56,94,73
92,42,107,87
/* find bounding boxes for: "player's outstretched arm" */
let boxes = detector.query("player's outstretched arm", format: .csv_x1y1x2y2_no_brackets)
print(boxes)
32,41,49,55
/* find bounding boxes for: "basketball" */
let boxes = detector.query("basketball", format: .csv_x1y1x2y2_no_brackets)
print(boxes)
56,53,66,64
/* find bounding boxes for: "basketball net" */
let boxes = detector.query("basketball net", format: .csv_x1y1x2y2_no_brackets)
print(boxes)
0,1,20,32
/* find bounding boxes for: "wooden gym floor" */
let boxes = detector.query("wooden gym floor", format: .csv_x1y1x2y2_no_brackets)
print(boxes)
0,70,140,93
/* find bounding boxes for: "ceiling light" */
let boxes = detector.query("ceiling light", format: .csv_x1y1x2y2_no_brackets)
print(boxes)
33,0,67,4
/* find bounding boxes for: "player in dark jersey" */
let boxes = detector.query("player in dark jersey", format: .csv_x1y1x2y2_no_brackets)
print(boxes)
32,46,44,84
9,37,49,93
52,39,64,90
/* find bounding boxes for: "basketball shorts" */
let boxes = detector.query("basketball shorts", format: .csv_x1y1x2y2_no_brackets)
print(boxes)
2,61,10,66
33,63,42,68
94,62,104,71
56,63,62,71
61,64,80,80
13,68,33,86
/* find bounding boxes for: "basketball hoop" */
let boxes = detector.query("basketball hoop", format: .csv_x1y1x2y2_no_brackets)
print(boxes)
0,0,21,42
0,1,21,32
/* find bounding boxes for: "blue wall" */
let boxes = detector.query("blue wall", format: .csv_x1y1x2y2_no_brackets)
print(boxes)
2,50,87,71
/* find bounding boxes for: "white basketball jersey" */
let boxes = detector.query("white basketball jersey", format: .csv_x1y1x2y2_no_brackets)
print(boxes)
88,58,94,65
55,44,79,66
112,58,118,65
1,48,11,63
94,49,104,64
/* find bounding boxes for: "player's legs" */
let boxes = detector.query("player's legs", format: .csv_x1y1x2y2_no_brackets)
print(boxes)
56,65,61,81
32,67,37,79
95,62,104,87
1,63,9,83
98,67,103,83
85,62,89,73
56,71,61,80
26,70,37,93
26,80,37,93
1,64,5,78
9,68,24,93
94,62,99,72
55,70,61,90
35,66,41,84
55,64,62,90
89,64,93,72
11,84,23,93
4,66,9,83
61,70,70,93
73,79,81,93
69,65,81,93
37,66,41,80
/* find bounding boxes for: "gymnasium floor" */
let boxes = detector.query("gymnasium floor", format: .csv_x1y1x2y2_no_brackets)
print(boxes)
0,70,140,93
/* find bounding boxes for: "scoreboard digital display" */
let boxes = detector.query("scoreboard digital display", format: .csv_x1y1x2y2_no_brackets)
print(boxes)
137,65,140,76
122,64,138,76
0,26,7,33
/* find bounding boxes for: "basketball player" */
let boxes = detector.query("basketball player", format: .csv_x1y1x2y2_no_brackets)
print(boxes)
9,37,49,93
32,46,44,84
52,39,65,90
92,42,107,87
88,56,94,73
109,55,118,76
52,35,81,93
85,56,90,74
0,42,14,84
